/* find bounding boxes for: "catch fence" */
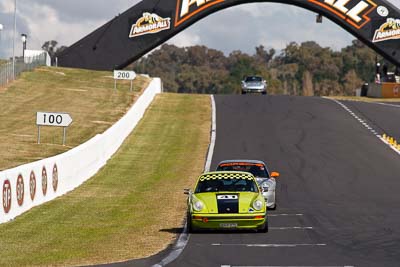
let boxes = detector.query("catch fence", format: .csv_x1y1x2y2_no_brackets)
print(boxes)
0,53,47,87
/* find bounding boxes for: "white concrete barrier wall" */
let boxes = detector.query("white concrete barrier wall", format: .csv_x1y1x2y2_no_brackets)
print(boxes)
0,78,162,224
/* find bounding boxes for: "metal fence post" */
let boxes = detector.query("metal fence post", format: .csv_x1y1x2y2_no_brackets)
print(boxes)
0,53,47,87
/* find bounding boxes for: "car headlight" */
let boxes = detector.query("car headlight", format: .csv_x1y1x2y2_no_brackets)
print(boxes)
261,182,269,192
253,199,263,211
193,200,204,212
260,183,269,191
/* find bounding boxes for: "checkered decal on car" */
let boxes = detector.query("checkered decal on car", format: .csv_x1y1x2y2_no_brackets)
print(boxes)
199,172,253,181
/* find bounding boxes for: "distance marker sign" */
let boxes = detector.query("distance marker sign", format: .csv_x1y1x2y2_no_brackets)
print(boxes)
36,112,73,145
113,70,136,81
36,112,73,127
113,70,136,91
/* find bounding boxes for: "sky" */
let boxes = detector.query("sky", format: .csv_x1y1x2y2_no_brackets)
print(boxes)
0,0,399,59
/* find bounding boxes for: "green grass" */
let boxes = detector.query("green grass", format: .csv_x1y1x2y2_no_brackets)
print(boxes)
0,93,211,266
0,67,149,170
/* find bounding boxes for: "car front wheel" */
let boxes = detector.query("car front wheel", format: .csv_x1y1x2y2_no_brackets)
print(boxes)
258,217,268,233
186,213,193,233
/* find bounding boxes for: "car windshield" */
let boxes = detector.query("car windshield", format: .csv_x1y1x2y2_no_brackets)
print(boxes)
217,163,269,178
195,178,259,193
245,76,262,82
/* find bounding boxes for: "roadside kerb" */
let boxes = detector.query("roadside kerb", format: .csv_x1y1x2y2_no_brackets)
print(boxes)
0,78,162,223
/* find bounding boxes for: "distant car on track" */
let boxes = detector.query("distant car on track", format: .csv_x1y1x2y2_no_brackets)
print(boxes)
216,160,279,209
185,171,268,232
241,76,267,95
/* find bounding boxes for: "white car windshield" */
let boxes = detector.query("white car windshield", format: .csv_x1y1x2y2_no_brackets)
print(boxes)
245,76,262,82
217,163,269,178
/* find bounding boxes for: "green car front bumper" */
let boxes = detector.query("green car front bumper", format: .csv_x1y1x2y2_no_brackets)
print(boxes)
190,213,267,230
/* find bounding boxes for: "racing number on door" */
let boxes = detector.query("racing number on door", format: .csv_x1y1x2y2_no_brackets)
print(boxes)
42,114,63,125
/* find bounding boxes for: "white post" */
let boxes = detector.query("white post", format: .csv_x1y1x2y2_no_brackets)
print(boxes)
12,0,17,80
37,126,41,144
62,127,66,146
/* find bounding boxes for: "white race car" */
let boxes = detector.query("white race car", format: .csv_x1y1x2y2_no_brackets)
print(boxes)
216,160,279,209
241,76,267,95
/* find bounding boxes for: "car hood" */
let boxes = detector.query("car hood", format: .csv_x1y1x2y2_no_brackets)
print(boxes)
193,192,262,214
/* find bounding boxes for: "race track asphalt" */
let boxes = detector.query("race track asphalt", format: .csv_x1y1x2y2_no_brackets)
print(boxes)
103,95,400,267
338,100,400,141
167,95,400,267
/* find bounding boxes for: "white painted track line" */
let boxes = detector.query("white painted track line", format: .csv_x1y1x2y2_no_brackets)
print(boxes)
221,265,354,267
376,102,400,108
326,98,400,157
269,213,303,217
204,94,217,172
212,243,327,247
270,226,314,230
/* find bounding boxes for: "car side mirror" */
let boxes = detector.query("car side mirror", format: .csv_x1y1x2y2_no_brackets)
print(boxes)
270,172,280,178
184,188,191,195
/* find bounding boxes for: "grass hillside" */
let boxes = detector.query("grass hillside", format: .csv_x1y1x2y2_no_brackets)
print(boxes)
0,67,149,170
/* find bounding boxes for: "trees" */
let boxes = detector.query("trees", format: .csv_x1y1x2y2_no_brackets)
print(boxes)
343,69,363,95
302,71,314,96
132,41,379,96
42,40,67,58
41,40,68,65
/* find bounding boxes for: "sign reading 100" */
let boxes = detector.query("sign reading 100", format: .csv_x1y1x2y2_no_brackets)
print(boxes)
36,112,73,127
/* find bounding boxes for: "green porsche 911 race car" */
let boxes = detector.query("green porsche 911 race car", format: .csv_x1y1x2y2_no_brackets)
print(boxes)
184,171,268,232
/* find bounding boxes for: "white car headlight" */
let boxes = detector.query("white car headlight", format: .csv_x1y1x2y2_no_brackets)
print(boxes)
253,199,263,211
261,182,269,191
193,200,204,211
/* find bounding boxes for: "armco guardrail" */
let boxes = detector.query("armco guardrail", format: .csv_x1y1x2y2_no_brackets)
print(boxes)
0,78,161,223
0,54,47,87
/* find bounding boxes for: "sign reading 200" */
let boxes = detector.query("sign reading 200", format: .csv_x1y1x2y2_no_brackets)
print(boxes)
113,70,137,81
